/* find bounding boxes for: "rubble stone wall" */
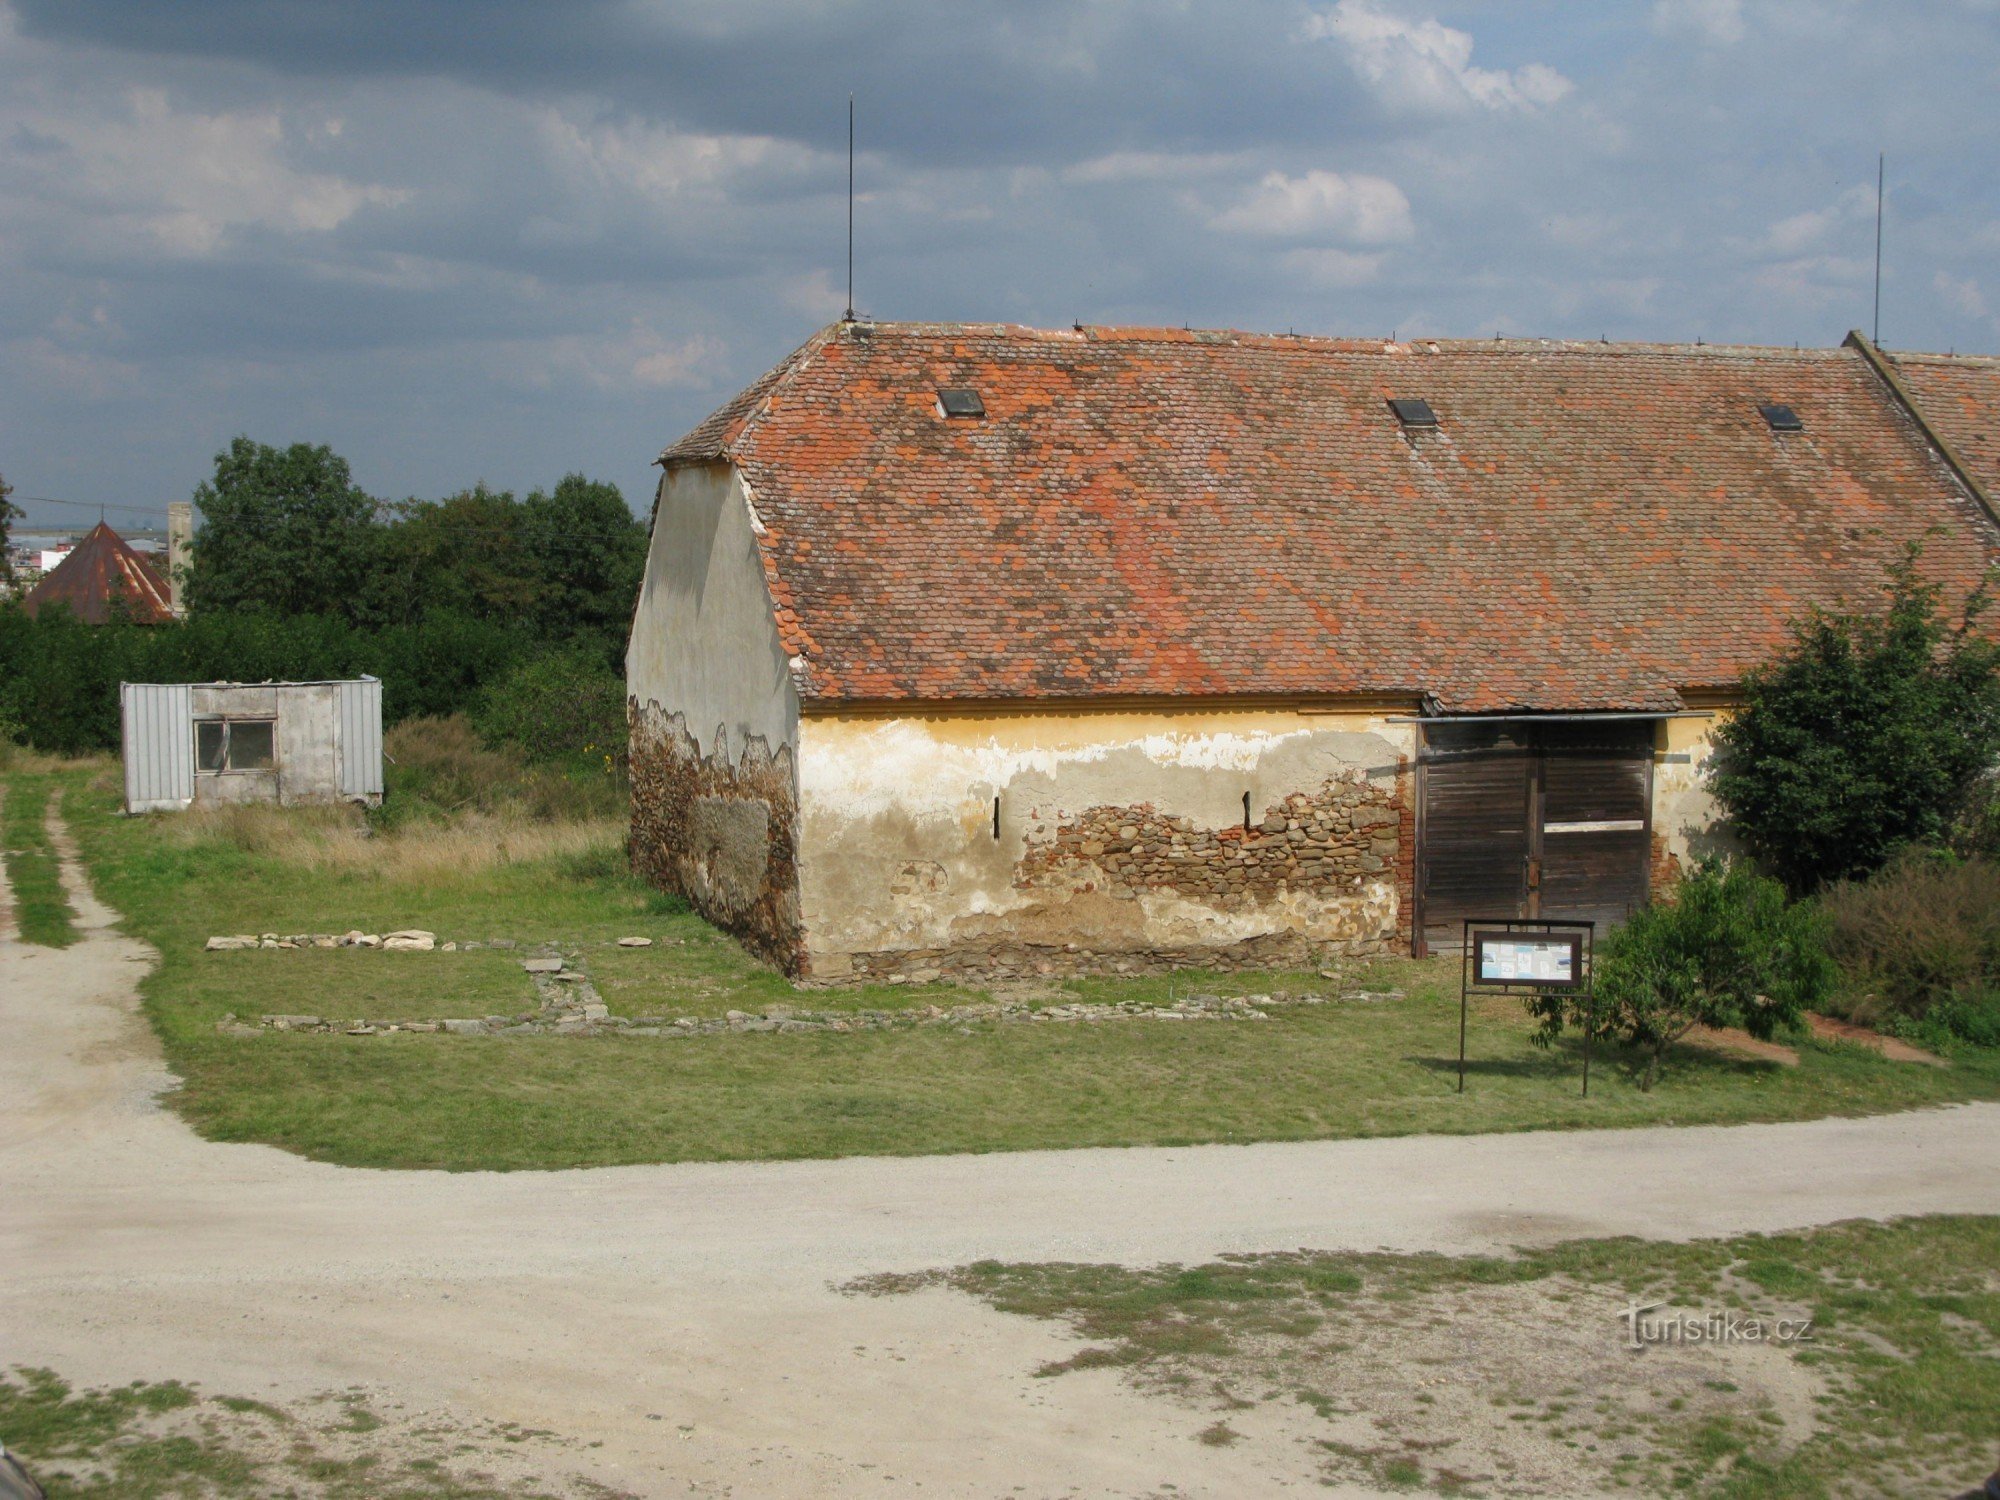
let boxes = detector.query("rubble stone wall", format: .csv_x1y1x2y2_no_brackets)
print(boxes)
629,702,804,975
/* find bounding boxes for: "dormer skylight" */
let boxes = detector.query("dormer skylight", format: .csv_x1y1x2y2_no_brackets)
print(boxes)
1388,397,1439,429
1759,403,1803,432
938,388,985,419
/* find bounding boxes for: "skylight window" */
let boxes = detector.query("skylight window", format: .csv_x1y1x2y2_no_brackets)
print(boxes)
1388,397,1438,428
1759,403,1803,432
938,388,985,419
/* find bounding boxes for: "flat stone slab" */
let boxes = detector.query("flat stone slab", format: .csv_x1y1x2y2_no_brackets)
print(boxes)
521,957,565,974
617,936,654,947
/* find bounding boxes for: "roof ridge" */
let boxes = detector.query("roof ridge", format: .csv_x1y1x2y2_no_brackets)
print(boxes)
815,319,1864,359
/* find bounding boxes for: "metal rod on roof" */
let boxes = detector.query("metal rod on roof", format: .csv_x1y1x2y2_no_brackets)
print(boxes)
1873,152,1885,345
844,95,856,323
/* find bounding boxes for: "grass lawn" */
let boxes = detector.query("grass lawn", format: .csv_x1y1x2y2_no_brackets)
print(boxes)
855,1215,2000,1498
1,772,80,947
30,762,2000,1172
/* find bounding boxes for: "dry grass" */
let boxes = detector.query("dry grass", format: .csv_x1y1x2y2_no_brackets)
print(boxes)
161,802,625,882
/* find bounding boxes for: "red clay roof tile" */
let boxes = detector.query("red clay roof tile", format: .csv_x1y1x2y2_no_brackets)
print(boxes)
659,323,2000,712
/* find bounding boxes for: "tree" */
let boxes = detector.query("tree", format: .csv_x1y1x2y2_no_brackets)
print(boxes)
367,485,542,628
1709,546,2000,894
1526,861,1834,1090
183,438,380,621
518,474,647,652
0,471,17,589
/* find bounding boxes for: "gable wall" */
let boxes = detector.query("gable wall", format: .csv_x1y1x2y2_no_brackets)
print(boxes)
627,464,805,971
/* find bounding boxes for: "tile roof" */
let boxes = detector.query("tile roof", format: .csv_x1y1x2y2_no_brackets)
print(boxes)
658,322,2000,712
21,521,174,625
1885,349,2000,503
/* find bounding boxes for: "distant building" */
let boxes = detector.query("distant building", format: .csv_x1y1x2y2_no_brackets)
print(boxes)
21,521,174,625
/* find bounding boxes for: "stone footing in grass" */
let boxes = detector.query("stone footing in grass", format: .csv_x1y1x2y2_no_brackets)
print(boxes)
813,929,1392,989
223,986,1404,1040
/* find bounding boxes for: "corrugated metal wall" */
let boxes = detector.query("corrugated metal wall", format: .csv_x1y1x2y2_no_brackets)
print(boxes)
120,682,194,812
337,677,384,798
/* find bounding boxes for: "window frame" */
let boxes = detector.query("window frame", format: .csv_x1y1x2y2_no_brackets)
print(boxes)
192,716,280,776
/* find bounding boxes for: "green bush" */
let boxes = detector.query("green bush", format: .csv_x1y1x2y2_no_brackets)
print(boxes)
473,649,628,767
1709,547,2000,895
1819,853,2000,1045
1527,861,1835,1089
380,714,625,825
0,603,531,755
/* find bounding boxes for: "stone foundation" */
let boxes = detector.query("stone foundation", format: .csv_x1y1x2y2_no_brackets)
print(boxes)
629,700,804,974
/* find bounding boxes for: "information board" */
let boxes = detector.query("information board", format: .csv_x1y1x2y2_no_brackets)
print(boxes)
1470,930,1583,988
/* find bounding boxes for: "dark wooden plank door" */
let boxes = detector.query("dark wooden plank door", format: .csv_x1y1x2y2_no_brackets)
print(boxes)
1420,720,1653,954
1536,722,1653,930
1419,722,1535,953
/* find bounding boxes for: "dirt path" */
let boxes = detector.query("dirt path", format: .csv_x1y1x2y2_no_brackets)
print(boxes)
5,818,2000,1497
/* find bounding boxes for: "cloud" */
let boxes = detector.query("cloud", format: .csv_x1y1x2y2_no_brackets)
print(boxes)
1757,187,1874,257
1650,0,1747,46
1060,150,1246,185
1281,247,1388,287
1934,271,1990,323
1304,1,1572,113
1210,170,1413,242
2,0,1998,530
3,86,409,258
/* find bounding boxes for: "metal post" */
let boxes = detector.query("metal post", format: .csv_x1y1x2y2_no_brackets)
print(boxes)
1458,918,1471,1094
1581,988,1593,1098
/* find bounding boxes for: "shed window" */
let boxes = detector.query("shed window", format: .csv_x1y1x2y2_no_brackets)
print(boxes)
195,718,276,773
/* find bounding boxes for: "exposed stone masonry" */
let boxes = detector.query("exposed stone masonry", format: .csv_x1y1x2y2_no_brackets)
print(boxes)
1019,776,1403,906
826,774,1413,984
628,700,804,975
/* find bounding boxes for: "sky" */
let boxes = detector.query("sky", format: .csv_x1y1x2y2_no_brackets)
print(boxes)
3,0,1997,528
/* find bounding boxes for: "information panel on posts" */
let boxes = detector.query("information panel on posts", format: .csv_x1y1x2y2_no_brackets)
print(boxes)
1470,930,1583,988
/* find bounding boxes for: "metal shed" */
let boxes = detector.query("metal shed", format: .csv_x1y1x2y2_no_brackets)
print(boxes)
120,678,384,813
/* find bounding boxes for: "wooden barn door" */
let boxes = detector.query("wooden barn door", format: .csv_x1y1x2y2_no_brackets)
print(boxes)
1419,722,1536,953
1419,720,1654,955
1536,721,1654,931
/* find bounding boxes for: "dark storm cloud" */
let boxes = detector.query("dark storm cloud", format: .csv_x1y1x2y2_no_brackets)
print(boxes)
9,0,1380,166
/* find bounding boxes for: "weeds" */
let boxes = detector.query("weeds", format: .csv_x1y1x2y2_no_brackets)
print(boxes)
1820,852,2000,1045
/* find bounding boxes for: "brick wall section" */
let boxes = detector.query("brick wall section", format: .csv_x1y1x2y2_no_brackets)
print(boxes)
1393,759,1417,946
628,701,805,975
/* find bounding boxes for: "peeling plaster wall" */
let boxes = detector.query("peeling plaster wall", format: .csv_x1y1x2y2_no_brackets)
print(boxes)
1651,712,1737,882
627,463,804,970
796,707,1417,979
189,683,342,808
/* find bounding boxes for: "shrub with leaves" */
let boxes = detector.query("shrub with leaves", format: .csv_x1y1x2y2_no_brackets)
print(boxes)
1527,861,1834,1090
1709,546,2000,895
473,648,628,768
1820,851,2000,1045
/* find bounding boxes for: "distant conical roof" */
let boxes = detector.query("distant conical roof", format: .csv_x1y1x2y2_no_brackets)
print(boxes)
21,521,174,625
